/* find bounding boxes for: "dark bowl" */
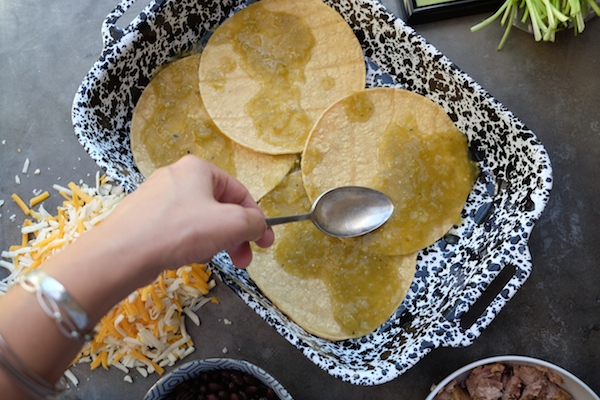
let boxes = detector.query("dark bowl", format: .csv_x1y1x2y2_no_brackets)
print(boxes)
143,358,294,400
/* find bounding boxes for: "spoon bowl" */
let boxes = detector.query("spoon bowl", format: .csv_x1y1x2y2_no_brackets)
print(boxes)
265,186,394,238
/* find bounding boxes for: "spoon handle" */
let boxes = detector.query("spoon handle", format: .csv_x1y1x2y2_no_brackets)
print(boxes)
265,214,312,226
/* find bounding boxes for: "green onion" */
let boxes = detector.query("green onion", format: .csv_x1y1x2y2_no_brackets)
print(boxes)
471,0,600,49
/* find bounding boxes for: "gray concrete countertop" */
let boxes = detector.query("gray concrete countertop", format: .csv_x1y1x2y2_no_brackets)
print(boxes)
1,0,598,398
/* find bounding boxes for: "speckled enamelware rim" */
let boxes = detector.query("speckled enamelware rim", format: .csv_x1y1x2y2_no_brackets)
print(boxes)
425,355,599,400
72,0,553,386
143,358,294,400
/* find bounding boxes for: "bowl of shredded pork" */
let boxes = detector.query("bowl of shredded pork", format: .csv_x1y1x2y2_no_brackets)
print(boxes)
426,356,599,400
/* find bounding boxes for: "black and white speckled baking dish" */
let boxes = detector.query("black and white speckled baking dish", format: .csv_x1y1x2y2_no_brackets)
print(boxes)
72,0,553,386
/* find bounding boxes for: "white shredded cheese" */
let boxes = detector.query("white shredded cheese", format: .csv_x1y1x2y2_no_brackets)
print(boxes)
22,158,30,174
183,307,200,326
112,362,130,374
0,260,15,273
64,369,79,387
52,184,71,195
14,175,20,185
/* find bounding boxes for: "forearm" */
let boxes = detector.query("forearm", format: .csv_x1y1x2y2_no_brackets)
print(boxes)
0,218,156,398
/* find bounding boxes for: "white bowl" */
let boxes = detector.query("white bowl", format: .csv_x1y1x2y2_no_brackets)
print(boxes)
426,356,598,400
144,358,293,400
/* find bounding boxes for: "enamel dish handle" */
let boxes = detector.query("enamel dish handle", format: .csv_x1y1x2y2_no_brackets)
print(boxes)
437,246,532,348
101,0,146,48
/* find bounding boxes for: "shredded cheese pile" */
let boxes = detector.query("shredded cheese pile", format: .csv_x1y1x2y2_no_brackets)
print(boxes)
0,174,217,381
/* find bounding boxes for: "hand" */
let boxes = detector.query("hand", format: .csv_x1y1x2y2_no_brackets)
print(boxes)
106,155,274,278
39,155,273,325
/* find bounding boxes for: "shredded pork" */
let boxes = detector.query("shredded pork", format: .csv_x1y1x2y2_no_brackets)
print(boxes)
434,363,573,400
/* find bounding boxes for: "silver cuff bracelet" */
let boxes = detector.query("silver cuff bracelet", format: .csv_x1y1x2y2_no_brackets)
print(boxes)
20,270,94,342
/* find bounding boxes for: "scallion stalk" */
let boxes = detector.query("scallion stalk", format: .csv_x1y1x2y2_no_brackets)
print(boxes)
471,0,600,49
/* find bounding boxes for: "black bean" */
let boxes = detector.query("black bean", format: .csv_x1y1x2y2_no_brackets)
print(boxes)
208,382,224,392
245,385,259,395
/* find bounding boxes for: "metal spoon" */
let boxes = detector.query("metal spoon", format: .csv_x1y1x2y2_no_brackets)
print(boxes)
265,186,394,238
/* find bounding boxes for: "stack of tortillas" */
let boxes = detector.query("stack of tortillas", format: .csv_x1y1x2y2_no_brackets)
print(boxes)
251,88,476,340
130,53,297,201
130,0,477,340
198,0,366,155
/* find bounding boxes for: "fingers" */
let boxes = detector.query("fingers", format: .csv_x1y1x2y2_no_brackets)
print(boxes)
227,243,253,269
196,204,273,269
215,205,271,246
202,157,275,252
255,227,275,249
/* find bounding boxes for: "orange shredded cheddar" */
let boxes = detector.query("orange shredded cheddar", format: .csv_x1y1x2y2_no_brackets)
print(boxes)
22,258,42,276
90,351,108,370
100,315,122,339
68,182,92,204
129,349,165,375
172,297,182,312
191,276,210,295
122,301,138,318
135,296,152,323
76,218,85,234
29,191,50,207
166,270,177,279
112,352,125,365
158,275,167,296
32,231,60,248
57,190,71,202
150,289,163,311
11,193,30,215
191,263,211,281
181,268,190,284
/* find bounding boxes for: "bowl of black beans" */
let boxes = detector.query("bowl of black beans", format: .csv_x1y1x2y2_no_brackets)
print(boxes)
144,358,293,400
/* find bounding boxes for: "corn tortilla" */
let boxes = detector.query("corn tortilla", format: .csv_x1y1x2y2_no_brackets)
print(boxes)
302,88,478,255
249,171,417,340
130,54,297,200
198,0,366,155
